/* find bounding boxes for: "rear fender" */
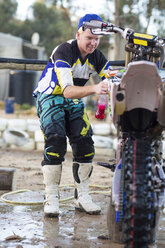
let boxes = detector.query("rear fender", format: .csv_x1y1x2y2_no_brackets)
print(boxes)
120,61,162,111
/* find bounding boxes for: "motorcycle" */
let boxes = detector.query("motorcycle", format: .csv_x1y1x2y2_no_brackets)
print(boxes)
82,21,165,247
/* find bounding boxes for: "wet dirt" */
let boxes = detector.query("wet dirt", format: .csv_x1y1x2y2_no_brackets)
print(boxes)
0,148,165,248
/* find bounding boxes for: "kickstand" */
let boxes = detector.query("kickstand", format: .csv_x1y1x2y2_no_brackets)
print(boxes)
97,161,116,172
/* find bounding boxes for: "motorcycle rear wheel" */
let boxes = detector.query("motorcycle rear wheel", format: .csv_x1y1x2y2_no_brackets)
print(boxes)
107,138,160,248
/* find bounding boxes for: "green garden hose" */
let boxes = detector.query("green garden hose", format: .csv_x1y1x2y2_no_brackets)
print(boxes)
0,184,110,205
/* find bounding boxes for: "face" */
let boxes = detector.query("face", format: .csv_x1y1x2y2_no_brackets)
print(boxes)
77,28,100,58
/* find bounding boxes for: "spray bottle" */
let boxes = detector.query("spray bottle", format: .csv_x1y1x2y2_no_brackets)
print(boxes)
95,94,108,120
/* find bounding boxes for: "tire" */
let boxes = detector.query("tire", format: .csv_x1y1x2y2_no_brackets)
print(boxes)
124,139,161,247
3,129,29,146
107,138,160,248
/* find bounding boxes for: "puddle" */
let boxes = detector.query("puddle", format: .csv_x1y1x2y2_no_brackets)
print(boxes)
0,190,164,248
158,215,165,247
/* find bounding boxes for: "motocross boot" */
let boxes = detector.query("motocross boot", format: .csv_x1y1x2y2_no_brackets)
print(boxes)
73,162,101,214
42,164,62,217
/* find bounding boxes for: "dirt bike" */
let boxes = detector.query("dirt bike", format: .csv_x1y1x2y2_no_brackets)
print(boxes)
82,21,165,247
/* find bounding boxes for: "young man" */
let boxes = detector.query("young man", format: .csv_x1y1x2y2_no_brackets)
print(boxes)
33,13,110,217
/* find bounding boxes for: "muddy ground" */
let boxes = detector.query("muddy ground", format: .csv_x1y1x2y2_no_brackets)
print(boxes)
0,148,164,248
0,107,164,248
0,148,122,248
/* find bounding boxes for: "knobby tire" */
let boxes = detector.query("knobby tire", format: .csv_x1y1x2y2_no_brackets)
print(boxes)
107,138,159,248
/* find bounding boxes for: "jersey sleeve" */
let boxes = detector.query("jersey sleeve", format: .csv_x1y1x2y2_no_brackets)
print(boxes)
51,42,74,91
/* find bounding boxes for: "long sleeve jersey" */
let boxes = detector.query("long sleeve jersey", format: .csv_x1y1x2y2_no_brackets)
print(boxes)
33,39,110,96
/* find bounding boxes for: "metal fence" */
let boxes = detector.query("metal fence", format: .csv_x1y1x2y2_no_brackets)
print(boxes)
0,57,127,71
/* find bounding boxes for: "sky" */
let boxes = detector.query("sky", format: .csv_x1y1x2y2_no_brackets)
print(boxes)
16,0,35,20
16,0,109,21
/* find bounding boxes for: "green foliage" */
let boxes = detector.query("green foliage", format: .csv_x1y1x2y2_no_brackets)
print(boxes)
31,2,73,56
0,0,74,57
0,0,164,58
0,0,18,32
20,103,32,110
117,0,165,34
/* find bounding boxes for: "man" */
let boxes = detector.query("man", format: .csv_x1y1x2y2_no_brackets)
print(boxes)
33,13,110,217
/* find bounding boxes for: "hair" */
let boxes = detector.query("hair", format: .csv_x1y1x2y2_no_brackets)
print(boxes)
76,27,84,39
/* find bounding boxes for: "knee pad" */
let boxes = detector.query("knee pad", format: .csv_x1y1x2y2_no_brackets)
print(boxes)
42,134,67,165
71,136,95,163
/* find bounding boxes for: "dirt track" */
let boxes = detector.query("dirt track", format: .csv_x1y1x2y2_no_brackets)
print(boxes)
0,148,121,248
0,148,164,248
0,106,164,247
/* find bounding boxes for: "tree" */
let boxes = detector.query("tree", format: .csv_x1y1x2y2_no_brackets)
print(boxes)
9,1,74,57
31,1,74,56
0,0,18,32
0,0,74,57
104,0,165,60
145,0,165,36
0,0,164,59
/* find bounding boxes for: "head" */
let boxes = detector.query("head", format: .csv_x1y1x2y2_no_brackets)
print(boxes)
77,14,103,58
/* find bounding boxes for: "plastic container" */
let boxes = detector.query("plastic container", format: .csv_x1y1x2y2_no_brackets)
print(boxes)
95,94,108,120
5,97,15,114
0,168,16,190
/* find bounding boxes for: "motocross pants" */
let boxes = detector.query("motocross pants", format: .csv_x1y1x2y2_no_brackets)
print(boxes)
35,93,95,165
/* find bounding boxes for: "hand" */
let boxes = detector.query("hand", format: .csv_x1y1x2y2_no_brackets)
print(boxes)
94,80,109,94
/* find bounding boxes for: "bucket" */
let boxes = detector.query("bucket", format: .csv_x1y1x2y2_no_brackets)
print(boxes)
5,97,15,114
0,168,16,190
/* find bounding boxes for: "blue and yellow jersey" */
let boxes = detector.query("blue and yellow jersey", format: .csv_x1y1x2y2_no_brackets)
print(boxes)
33,39,110,96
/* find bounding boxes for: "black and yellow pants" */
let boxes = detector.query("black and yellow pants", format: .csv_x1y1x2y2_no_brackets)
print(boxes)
36,93,95,165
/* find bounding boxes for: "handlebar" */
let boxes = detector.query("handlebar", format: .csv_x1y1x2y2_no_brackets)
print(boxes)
82,21,132,39
82,21,165,48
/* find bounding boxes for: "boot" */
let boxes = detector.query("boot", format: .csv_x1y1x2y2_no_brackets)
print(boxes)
73,162,101,214
42,164,62,217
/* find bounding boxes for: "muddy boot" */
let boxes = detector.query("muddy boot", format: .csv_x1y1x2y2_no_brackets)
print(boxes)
73,162,101,214
42,164,62,217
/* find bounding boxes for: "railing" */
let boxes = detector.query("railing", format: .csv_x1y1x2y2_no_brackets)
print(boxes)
0,57,126,71
0,57,164,71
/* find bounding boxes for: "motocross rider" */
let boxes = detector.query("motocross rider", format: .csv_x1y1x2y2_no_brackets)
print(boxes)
33,13,110,217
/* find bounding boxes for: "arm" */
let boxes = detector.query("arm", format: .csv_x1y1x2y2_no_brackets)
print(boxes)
63,80,109,99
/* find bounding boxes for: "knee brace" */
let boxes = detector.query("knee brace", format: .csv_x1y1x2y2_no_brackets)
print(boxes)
42,134,67,165
71,136,95,163
72,162,93,184
73,162,93,199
